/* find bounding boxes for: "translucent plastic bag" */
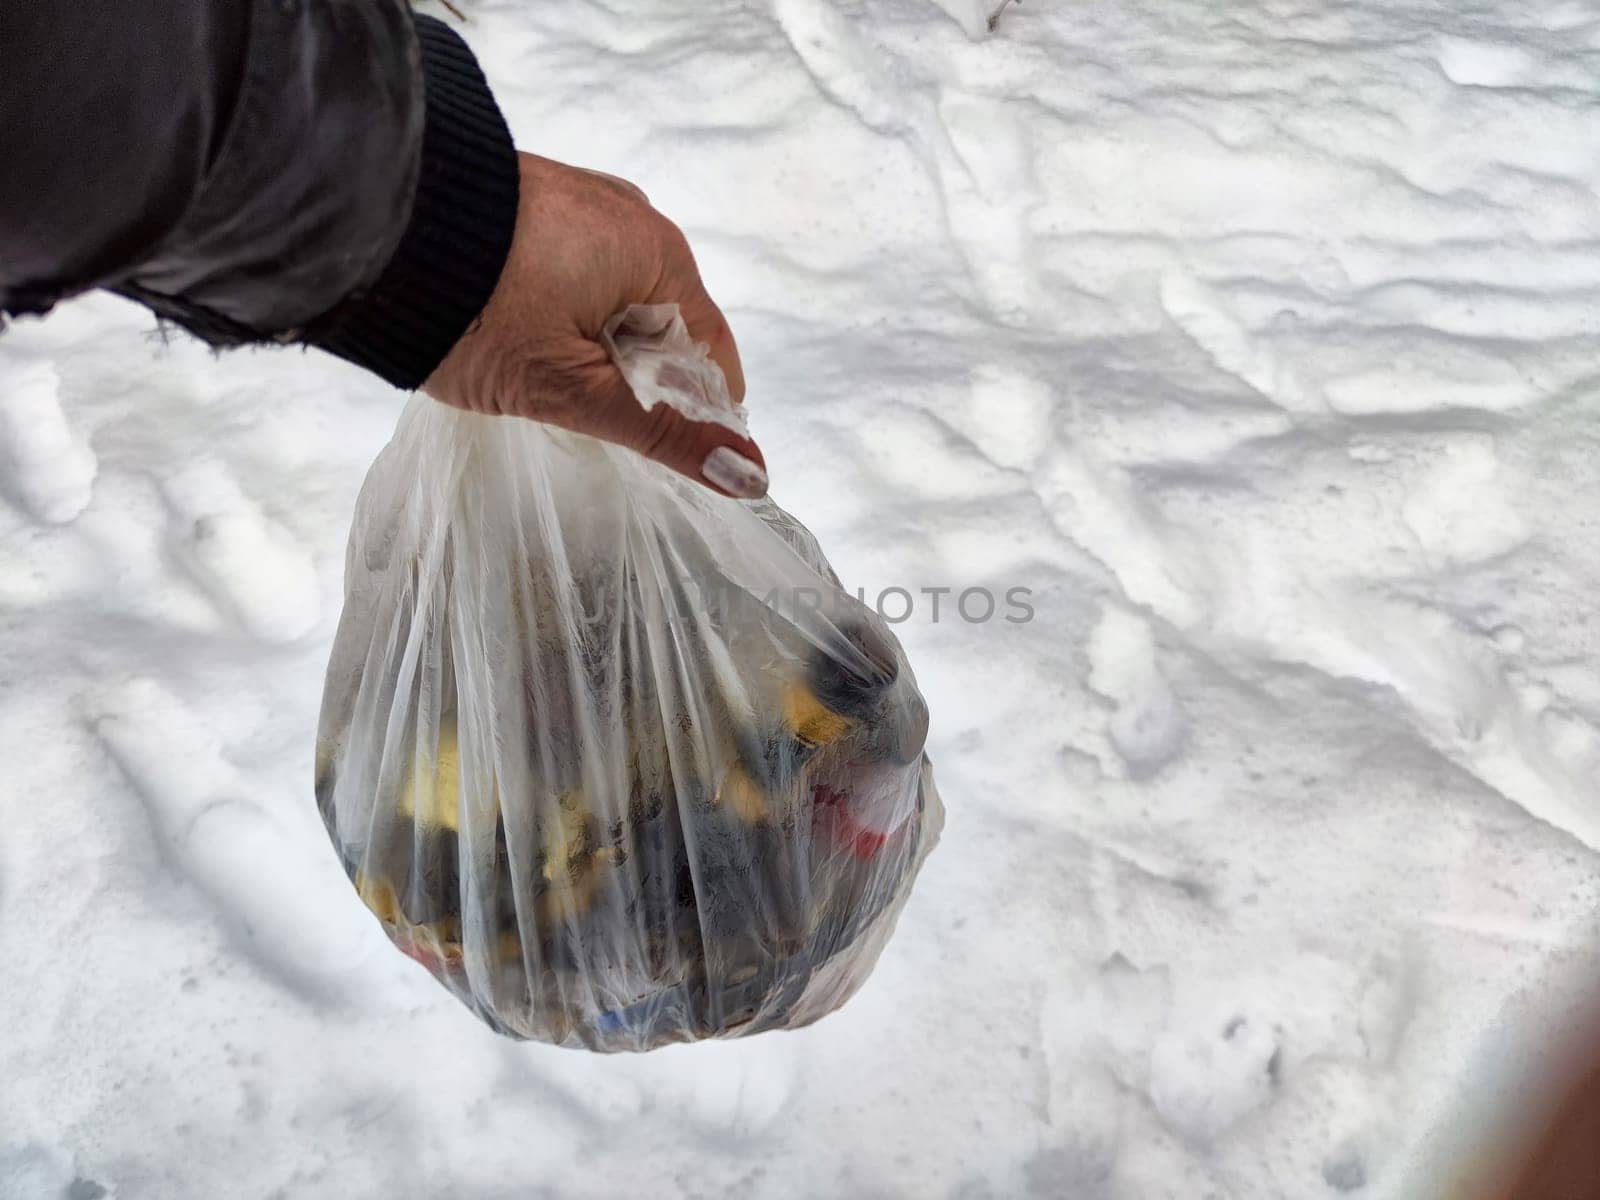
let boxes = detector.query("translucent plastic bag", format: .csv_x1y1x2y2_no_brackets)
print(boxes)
315,307,942,1051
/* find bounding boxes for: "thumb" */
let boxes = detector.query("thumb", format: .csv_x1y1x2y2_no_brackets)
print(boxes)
583,364,769,499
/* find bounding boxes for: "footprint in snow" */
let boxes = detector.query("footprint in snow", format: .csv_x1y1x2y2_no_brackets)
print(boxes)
955,363,1053,473
160,459,321,642
90,678,378,1001
1160,273,1316,413
0,359,98,525
773,0,906,134
0,1142,109,1200
1087,606,1186,777
1148,1006,1283,1144
1399,434,1526,568
935,89,1045,323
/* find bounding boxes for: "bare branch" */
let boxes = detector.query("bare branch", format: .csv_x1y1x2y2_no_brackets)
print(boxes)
987,0,1020,32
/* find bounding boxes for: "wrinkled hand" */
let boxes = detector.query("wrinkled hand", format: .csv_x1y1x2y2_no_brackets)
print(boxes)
424,153,767,498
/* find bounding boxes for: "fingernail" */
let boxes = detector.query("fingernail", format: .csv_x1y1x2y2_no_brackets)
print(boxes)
702,446,768,499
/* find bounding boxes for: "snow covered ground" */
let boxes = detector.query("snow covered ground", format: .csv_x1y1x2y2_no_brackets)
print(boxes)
4,0,1600,1196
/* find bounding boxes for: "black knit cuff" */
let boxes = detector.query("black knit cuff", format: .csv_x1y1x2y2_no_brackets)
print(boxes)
308,15,519,389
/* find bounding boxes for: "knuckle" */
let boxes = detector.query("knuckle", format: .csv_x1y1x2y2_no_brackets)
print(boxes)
653,214,694,258
588,168,650,206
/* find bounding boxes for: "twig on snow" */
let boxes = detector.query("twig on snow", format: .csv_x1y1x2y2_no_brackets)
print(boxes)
987,0,1020,32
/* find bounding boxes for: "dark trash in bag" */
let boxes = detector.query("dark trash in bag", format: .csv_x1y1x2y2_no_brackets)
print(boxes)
314,308,942,1051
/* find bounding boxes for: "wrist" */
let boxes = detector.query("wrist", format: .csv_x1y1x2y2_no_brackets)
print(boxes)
307,15,520,389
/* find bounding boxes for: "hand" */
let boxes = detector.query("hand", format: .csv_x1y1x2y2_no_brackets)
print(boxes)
422,153,767,498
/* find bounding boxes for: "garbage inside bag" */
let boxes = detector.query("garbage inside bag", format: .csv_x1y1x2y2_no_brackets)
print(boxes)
315,306,943,1051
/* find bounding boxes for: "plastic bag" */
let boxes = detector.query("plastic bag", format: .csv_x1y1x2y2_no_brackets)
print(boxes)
315,306,942,1051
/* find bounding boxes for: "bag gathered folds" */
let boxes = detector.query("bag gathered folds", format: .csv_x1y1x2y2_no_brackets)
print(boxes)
315,306,943,1051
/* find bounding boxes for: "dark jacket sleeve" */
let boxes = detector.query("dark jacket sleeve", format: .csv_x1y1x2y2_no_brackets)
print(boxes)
0,2,519,390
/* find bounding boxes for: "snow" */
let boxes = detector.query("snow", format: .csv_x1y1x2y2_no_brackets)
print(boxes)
3,0,1599,1196
0,362,97,526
